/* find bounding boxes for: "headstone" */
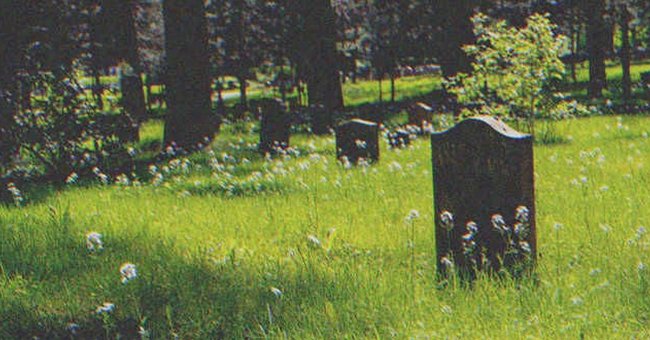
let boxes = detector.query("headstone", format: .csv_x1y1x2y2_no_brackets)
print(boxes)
310,104,333,135
641,71,650,87
259,99,290,154
409,102,433,130
336,119,379,164
431,116,536,277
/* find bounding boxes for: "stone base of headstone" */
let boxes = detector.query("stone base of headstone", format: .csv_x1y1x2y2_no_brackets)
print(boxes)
336,119,379,164
259,99,290,154
431,116,536,278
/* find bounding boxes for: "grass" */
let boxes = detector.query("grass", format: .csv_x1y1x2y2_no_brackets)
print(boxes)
3,113,650,337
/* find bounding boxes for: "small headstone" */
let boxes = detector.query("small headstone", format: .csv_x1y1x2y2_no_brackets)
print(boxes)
336,119,379,164
431,116,536,277
259,99,290,154
641,71,650,87
409,102,434,130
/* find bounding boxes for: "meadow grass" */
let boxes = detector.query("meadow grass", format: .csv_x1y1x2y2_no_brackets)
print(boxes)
3,114,650,338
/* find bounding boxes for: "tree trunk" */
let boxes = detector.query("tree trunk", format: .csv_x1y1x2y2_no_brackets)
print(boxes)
390,71,396,104
162,0,217,148
145,75,152,112
120,0,147,126
620,4,632,103
238,75,248,109
92,67,104,111
436,0,474,78
570,7,577,85
18,76,31,113
377,76,383,103
584,0,607,98
294,0,344,135
120,73,146,142
0,1,20,166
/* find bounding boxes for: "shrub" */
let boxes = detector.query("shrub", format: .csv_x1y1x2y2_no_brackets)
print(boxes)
5,71,134,183
445,13,590,135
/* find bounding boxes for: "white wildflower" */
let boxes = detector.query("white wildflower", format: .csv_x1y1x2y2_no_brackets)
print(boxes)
119,263,137,284
270,287,282,298
86,232,104,252
95,302,115,314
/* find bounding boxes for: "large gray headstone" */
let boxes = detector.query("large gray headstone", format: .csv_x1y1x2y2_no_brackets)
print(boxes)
431,116,536,276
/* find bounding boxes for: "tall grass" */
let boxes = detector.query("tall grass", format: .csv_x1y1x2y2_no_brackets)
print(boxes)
3,114,650,337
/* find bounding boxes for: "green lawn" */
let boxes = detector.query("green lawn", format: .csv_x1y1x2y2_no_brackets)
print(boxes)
3,114,650,337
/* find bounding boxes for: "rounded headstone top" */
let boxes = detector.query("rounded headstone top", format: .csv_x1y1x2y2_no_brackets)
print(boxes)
341,118,378,127
433,115,530,140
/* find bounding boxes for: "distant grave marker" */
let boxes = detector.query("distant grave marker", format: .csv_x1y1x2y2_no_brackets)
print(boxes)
431,116,536,276
409,102,434,130
259,99,290,154
336,119,379,164
641,71,650,86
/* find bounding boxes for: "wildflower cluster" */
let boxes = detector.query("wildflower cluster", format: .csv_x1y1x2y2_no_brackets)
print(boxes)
384,124,422,149
492,205,532,256
6,182,24,207
119,262,138,284
437,206,533,275
86,231,104,252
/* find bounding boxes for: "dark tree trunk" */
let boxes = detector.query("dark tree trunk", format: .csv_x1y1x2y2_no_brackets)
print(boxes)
378,76,383,103
584,0,607,98
120,73,145,142
390,71,396,104
436,0,474,78
570,6,577,84
0,1,21,166
118,0,147,127
92,67,104,111
18,76,31,112
293,0,344,135
162,0,217,148
620,4,632,102
145,75,152,112
238,75,248,109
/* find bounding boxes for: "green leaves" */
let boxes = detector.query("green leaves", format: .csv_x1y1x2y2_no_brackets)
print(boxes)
446,13,578,122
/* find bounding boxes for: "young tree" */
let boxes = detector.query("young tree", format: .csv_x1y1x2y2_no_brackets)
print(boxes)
163,0,217,148
446,13,586,137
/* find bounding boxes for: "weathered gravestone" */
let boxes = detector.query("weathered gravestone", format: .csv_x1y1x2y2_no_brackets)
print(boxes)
259,99,290,154
409,102,434,130
336,119,379,164
431,116,536,277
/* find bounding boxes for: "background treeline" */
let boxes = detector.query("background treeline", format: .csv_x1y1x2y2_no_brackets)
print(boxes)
1,0,649,181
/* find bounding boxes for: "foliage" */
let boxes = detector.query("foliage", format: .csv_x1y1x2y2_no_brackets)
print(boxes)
446,13,590,125
7,71,133,181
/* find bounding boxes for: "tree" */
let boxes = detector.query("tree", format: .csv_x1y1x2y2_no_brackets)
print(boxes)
582,0,608,98
619,3,632,102
285,0,345,134
434,0,476,78
162,0,217,148
446,13,587,137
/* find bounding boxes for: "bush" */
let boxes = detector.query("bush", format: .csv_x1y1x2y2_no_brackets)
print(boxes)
4,71,135,183
445,13,590,135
